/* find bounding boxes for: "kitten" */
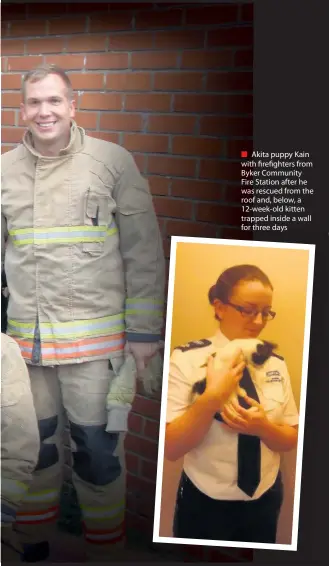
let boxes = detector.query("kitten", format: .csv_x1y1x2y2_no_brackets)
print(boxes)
191,339,277,412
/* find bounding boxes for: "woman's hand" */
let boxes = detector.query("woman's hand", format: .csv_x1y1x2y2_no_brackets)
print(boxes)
204,351,246,410
221,396,269,436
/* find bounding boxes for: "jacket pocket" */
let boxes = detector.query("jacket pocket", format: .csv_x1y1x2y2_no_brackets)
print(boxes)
83,188,110,255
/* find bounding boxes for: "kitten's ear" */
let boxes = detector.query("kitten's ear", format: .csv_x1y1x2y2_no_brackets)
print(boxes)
262,340,278,355
252,340,277,365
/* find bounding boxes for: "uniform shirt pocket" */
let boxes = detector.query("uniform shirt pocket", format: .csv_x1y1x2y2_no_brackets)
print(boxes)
83,188,110,255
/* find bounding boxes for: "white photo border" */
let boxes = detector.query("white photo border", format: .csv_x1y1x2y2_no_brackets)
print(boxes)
153,236,316,552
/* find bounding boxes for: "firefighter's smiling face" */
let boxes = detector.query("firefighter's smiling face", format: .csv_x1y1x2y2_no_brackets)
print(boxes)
20,73,75,155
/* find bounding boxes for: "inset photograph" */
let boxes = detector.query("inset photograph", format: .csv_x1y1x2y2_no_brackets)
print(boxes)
153,236,315,551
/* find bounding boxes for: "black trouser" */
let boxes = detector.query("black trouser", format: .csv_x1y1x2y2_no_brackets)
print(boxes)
173,471,284,543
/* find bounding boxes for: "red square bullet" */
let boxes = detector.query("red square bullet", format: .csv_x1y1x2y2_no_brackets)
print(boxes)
241,151,248,158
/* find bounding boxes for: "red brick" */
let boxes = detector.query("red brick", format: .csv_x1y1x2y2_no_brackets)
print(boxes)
241,3,254,22
127,473,156,497
111,3,151,10
134,493,156,518
125,94,171,112
132,395,161,420
135,9,182,29
106,72,151,91
200,159,241,181
173,136,223,157
125,434,158,461
1,145,15,154
141,459,157,482
44,55,84,70
66,3,110,14
1,127,26,144
200,115,253,136
69,73,104,91
125,511,153,536
2,93,22,108
10,20,46,38
100,113,142,132
2,58,8,72
86,53,129,70
2,74,22,90
148,114,195,134
126,452,139,475
224,185,243,205
128,412,143,434
26,3,68,18
195,203,241,225
87,131,119,144
148,156,196,178
186,5,238,25
173,94,227,113
1,20,8,37
27,38,65,54
144,419,160,440
208,26,253,47
154,72,203,91
1,111,16,126
153,197,193,220
234,49,253,67
226,140,253,159
166,220,217,238
171,179,223,201
131,51,178,70
133,153,146,173
67,35,107,53
162,238,171,259
2,3,27,20
181,50,232,69
154,30,204,49
206,71,253,92
146,176,170,196
1,40,25,56
227,94,253,114
48,17,86,35
89,12,133,32
109,32,153,51
123,134,168,153
221,227,253,241
74,112,98,130
79,93,122,111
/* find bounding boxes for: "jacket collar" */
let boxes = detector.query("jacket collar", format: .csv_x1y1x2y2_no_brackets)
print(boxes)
22,120,85,158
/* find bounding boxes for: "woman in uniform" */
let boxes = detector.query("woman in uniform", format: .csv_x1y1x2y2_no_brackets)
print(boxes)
165,264,299,544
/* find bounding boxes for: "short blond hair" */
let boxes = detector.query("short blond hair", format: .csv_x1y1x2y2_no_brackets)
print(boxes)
22,64,73,101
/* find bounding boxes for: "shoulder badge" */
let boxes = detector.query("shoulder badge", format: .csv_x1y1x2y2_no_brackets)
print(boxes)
176,338,212,353
271,352,284,361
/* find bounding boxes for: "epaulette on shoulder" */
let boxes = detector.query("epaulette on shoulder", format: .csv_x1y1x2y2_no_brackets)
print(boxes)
272,352,284,361
175,339,211,353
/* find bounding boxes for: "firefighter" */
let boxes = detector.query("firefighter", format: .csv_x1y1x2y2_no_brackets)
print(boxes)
1,333,40,562
1,64,165,562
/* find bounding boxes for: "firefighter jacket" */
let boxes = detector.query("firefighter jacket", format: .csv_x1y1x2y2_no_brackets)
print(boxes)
1,121,165,367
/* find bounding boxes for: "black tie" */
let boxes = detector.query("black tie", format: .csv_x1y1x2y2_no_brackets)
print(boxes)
214,366,261,497
237,367,261,497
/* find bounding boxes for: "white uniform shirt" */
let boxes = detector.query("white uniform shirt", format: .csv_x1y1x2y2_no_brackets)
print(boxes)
166,329,299,501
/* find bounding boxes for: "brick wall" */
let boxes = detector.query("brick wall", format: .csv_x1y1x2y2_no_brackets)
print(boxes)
1,1,253,558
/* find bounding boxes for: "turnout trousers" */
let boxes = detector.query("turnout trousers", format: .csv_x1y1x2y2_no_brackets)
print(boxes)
15,360,126,561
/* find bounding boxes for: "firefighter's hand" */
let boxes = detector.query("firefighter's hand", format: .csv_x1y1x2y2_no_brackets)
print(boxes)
126,341,160,378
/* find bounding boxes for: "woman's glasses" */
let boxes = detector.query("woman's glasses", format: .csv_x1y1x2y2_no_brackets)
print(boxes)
226,301,276,321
